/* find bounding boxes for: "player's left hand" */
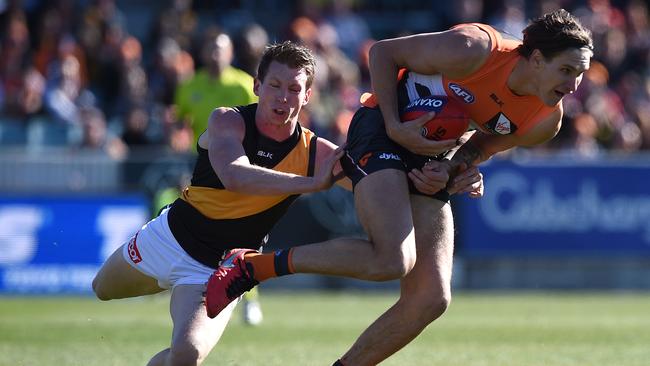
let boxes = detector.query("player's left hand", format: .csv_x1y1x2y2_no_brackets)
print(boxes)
408,161,450,195
447,163,484,198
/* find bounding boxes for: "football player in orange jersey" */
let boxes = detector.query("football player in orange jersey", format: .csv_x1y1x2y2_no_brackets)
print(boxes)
337,8,591,365
207,9,591,366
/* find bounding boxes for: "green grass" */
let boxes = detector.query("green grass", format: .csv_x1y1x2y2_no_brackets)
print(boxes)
1,291,650,366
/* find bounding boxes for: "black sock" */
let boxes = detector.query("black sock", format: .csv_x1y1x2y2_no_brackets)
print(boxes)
273,248,294,276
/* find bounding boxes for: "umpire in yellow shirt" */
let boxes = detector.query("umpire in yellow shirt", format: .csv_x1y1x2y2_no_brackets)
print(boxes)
175,27,257,148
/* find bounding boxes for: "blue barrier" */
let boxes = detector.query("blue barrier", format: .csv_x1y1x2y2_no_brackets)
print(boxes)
2,156,649,294
0,195,149,294
455,157,650,257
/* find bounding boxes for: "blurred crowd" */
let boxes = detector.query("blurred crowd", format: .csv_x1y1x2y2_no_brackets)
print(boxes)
1,0,649,160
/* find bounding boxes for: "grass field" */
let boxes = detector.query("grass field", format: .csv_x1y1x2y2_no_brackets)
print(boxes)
1,291,650,366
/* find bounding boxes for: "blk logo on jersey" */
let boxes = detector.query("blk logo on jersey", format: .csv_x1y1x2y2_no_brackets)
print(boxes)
484,113,517,135
489,93,504,107
257,150,273,159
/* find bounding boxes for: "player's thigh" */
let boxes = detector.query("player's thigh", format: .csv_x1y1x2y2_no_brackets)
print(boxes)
400,195,454,298
169,284,238,357
343,106,417,251
93,244,163,299
354,168,414,251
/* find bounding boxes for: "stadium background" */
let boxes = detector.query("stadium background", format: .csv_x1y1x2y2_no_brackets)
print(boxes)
1,0,650,296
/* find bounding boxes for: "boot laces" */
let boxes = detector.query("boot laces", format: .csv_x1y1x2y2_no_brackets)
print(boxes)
225,261,258,299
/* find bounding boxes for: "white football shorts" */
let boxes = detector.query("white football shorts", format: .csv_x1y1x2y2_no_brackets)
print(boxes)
122,207,216,289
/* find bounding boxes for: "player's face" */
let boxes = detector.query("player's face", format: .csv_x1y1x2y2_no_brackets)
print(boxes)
537,47,592,106
254,61,312,126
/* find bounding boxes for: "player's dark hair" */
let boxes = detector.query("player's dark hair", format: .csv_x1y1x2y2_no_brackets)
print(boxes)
517,9,593,59
257,41,316,88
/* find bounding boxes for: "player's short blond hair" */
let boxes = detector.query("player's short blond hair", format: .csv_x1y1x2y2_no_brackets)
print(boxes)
256,41,316,88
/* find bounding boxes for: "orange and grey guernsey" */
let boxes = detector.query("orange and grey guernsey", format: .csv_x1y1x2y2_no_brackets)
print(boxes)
167,103,318,268
361,23,560,137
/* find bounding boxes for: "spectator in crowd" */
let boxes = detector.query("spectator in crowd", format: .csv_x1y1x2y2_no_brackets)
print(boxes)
14,67,46,120
149,37,195,106
324,0,372,63
285,15,360,145
559,113,603,157
78,0,128,116
233,22,269,78
1,9,32,117
146,37,195,150
78,106,127,160
43,54,96,126
114,36,150,117
488,0,527,37
121,106,151,147
150,0,197,52
32,7,89,83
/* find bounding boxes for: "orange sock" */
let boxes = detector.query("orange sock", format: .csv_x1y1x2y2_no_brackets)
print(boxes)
244,248,294,282
244,252,275,282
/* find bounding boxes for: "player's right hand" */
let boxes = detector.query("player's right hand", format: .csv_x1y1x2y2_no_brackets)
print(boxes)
312,145,346,191
387,114,458,156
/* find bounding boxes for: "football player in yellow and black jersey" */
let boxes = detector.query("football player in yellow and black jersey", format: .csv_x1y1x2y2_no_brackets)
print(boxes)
90,41,343,365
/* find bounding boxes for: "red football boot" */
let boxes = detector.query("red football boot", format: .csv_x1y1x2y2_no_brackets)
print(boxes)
205,248,259,318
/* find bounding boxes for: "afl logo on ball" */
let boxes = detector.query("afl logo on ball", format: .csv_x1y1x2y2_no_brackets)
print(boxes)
127,233,142,264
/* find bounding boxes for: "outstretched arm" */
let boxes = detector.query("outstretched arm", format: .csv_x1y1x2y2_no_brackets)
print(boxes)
208,108,343,195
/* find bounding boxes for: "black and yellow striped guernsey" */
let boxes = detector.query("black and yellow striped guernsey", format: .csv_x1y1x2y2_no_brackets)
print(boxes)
167,103,318,268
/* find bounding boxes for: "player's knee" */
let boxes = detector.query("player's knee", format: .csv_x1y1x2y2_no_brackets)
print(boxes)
168,343,204,366
390,242,417,276
91,276,111,301
418,291,452,323
384,256,414,279
369,248,416,281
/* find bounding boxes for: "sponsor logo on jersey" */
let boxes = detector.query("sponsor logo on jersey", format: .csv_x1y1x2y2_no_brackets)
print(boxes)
257,150,273,159
494,114,513,134
483,113,517,135
127,233,142,264
378,152,402,161
405,96,445,110
448,83,475,103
